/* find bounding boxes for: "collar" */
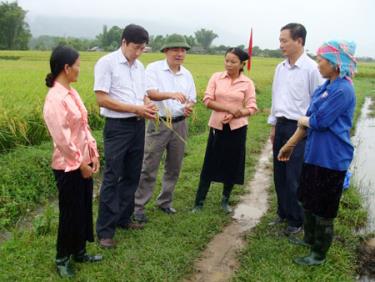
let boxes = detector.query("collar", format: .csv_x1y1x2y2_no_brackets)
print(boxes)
219,71,248,82
116,48,138,68
162,59,183,75
283,52,308,69
53,81,73,96
325,77,343,90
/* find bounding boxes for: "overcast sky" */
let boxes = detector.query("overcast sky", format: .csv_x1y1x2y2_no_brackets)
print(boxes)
18,0,375,57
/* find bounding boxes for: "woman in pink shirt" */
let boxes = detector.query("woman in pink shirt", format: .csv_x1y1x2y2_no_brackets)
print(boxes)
193,48,257,213
43,46,102,278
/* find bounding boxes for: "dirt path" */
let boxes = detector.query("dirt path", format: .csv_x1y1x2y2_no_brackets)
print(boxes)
186,141,272,282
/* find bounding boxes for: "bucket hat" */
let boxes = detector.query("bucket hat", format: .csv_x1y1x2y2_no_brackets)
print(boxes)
160,34,190,52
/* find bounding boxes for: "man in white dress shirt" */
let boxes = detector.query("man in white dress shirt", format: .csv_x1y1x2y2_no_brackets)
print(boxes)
268,23,323,235
94,24,157,248
134,34,196,222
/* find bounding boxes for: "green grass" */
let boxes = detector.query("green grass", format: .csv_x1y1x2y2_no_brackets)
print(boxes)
0,113,269,281
0,51,374,281
368,96,375,117
232,185,367,282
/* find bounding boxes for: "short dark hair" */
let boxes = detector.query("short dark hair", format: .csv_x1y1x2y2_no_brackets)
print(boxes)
45,45,79,87
281,23,307,46
121,24,149,44
225,47,249,73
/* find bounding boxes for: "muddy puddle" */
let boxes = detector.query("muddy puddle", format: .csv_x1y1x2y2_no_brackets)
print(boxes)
186,141,272,282
352,97,375,233
352,97,375,281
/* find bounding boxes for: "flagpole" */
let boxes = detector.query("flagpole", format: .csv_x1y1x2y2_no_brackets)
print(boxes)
247,28,253,72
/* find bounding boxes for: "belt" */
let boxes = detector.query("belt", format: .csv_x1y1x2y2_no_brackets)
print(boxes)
159,116,185,123
106,116,144,122
276,116,297,123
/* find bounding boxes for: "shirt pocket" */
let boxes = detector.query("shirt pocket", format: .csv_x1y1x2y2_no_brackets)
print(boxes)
288,72,308,101
112,73,126,90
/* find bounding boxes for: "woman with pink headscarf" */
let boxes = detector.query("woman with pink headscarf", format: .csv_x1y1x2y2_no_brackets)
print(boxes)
278,40,357,266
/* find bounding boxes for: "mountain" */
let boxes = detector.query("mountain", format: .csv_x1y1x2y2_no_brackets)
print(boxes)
28,15,199,39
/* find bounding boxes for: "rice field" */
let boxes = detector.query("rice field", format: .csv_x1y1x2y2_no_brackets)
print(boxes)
0,50,374,281
0,50,280,153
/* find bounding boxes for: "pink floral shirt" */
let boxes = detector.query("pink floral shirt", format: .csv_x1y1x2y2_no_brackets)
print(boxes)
203,72,257,130
43,82,99,172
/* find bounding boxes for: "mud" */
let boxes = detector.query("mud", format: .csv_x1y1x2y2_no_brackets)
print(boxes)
186,141,272,282
357,237,375,281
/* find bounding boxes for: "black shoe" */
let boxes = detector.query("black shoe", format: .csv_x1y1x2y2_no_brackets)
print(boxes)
268,216,286,226
73,252,103,263
134,213,148,223
159,207,176,214
56,257,74,278
99,238,116,249
117,222,145,230
284,226,302,236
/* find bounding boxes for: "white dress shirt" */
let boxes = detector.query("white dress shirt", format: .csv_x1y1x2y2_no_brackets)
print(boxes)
268,52,324,125
94,48,146,118
145,60,196,118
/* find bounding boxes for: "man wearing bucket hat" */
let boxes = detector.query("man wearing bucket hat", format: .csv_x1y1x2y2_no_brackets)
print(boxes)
134,34,196,222
278,40,357,265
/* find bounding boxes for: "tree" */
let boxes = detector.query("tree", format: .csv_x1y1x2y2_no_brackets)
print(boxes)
194,28,218,51
184,35,196,48
96,25,122,51
0,1,31,50
148,35,165,52
252,46,261,56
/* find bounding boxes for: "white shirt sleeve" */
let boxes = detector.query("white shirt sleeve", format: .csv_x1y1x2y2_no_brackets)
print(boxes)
267,66,279,125
187,73,197,103
93,58,111,93
145,64,159,91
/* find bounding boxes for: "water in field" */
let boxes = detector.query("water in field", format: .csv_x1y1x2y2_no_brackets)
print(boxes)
353,97,375,282
352,97,375,232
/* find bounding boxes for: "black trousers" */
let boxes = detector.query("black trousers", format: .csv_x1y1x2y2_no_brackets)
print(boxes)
96,117,145,239
273,118,305,227
298,163,346,219
53,169,94,259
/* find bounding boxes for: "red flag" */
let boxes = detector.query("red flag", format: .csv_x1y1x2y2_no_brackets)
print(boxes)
247,28,253,71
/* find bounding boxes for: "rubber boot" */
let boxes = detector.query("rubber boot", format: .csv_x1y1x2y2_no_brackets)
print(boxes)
56,256,74,278
289,209,315,247
192,178,211,212
221,184,233,213
294,216,334,266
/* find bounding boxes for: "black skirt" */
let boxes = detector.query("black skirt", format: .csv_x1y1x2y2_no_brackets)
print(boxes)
53,169,94,258
200,124,247,185
297,163,346,219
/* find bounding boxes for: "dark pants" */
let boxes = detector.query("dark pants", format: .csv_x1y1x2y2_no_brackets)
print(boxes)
273,118,305,227
298,163,346,219
53,169,94,259
194,178,233,206
96,117,145,239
